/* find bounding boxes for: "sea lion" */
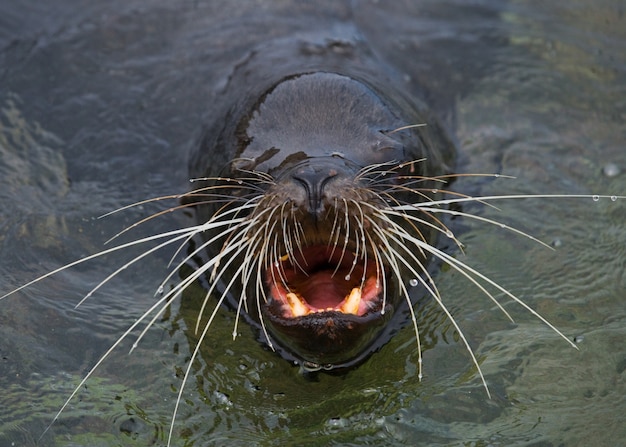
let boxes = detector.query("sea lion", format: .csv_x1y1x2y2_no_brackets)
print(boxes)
186,33,455,370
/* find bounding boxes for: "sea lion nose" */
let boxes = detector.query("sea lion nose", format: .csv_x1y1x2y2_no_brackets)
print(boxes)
291,165,340,217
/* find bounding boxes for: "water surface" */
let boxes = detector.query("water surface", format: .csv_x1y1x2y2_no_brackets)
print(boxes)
1,1,625,446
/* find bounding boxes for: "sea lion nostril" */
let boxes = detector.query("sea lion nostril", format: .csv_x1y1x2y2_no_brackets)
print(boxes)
291,166,339,216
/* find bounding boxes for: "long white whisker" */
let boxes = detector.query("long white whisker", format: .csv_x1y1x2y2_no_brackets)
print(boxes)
0,224,219,302
394,227,578,349
395,193,626,209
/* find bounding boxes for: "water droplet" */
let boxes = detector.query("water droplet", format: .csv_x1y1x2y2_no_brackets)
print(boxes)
344,274,351,281
611,196,617,202
157,286,164,295
551,238,563,248
409,278,419,287
602,162,621,178
574,335,585,344
494,173,500,178
592,195,600,202
445,230,454,238
431,189,438,194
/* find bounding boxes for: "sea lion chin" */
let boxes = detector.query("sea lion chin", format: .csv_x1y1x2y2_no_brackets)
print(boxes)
189,71,456,369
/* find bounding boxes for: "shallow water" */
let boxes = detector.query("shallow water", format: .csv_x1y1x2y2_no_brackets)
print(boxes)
1,1,625,446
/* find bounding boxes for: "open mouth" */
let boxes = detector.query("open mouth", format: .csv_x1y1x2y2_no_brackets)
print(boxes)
265,245,383,319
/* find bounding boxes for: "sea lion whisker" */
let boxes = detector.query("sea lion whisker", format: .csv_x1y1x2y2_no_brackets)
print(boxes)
368,237,388,318
385,221,513,322
195,214,269,314
395,227,578,349
347,199,369,288
156,234,247,336
403,254,490,393
181,193,262,209
190,174,273,192
290,215,309,268
97,183,260,242
376,206,464,249
237,233,266,307
0,224,215,302
387,123,428,134
294,216,309,249
256,302,274,352
364,217,414,316
374,225,490,392
239,223,274,318
183,178,270,201
280,203,308,274
193,234,258,334
207,203,276,281
158,219,254,299
341,215,360,282
271,231,293,294
102,197,256,246
326,199,344,262
367,217,433,292
377,184,504,214
330,199,352,278
388,206,465,255
399,193,626,209
228,168,278,186
361,201,455,256
165,228,202,270
234,243,268,340
167,260,246,447
233,234,266,340
399,205,554,251
370,234,424,379
39,271,187,444
76,230,202,308
361,172,447,193
98,193,198,219
355,160,421,182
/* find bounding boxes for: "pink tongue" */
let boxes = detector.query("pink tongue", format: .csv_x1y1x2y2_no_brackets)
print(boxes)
300,271,345,309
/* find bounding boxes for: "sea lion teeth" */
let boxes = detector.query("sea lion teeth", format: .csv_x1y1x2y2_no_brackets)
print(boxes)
286,292,309,317
340,287,361,315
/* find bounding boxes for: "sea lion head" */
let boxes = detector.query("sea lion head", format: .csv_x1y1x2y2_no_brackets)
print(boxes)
191,72,455,370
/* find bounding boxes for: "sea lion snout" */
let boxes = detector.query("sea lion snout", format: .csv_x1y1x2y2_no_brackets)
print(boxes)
284,157,359,218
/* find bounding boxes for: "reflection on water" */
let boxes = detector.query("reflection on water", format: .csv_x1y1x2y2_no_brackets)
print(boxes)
1,0,625,446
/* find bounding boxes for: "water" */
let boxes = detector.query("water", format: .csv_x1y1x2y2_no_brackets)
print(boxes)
1,1,625,446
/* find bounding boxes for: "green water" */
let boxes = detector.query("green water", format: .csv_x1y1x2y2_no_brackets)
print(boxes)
1,1,625,446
